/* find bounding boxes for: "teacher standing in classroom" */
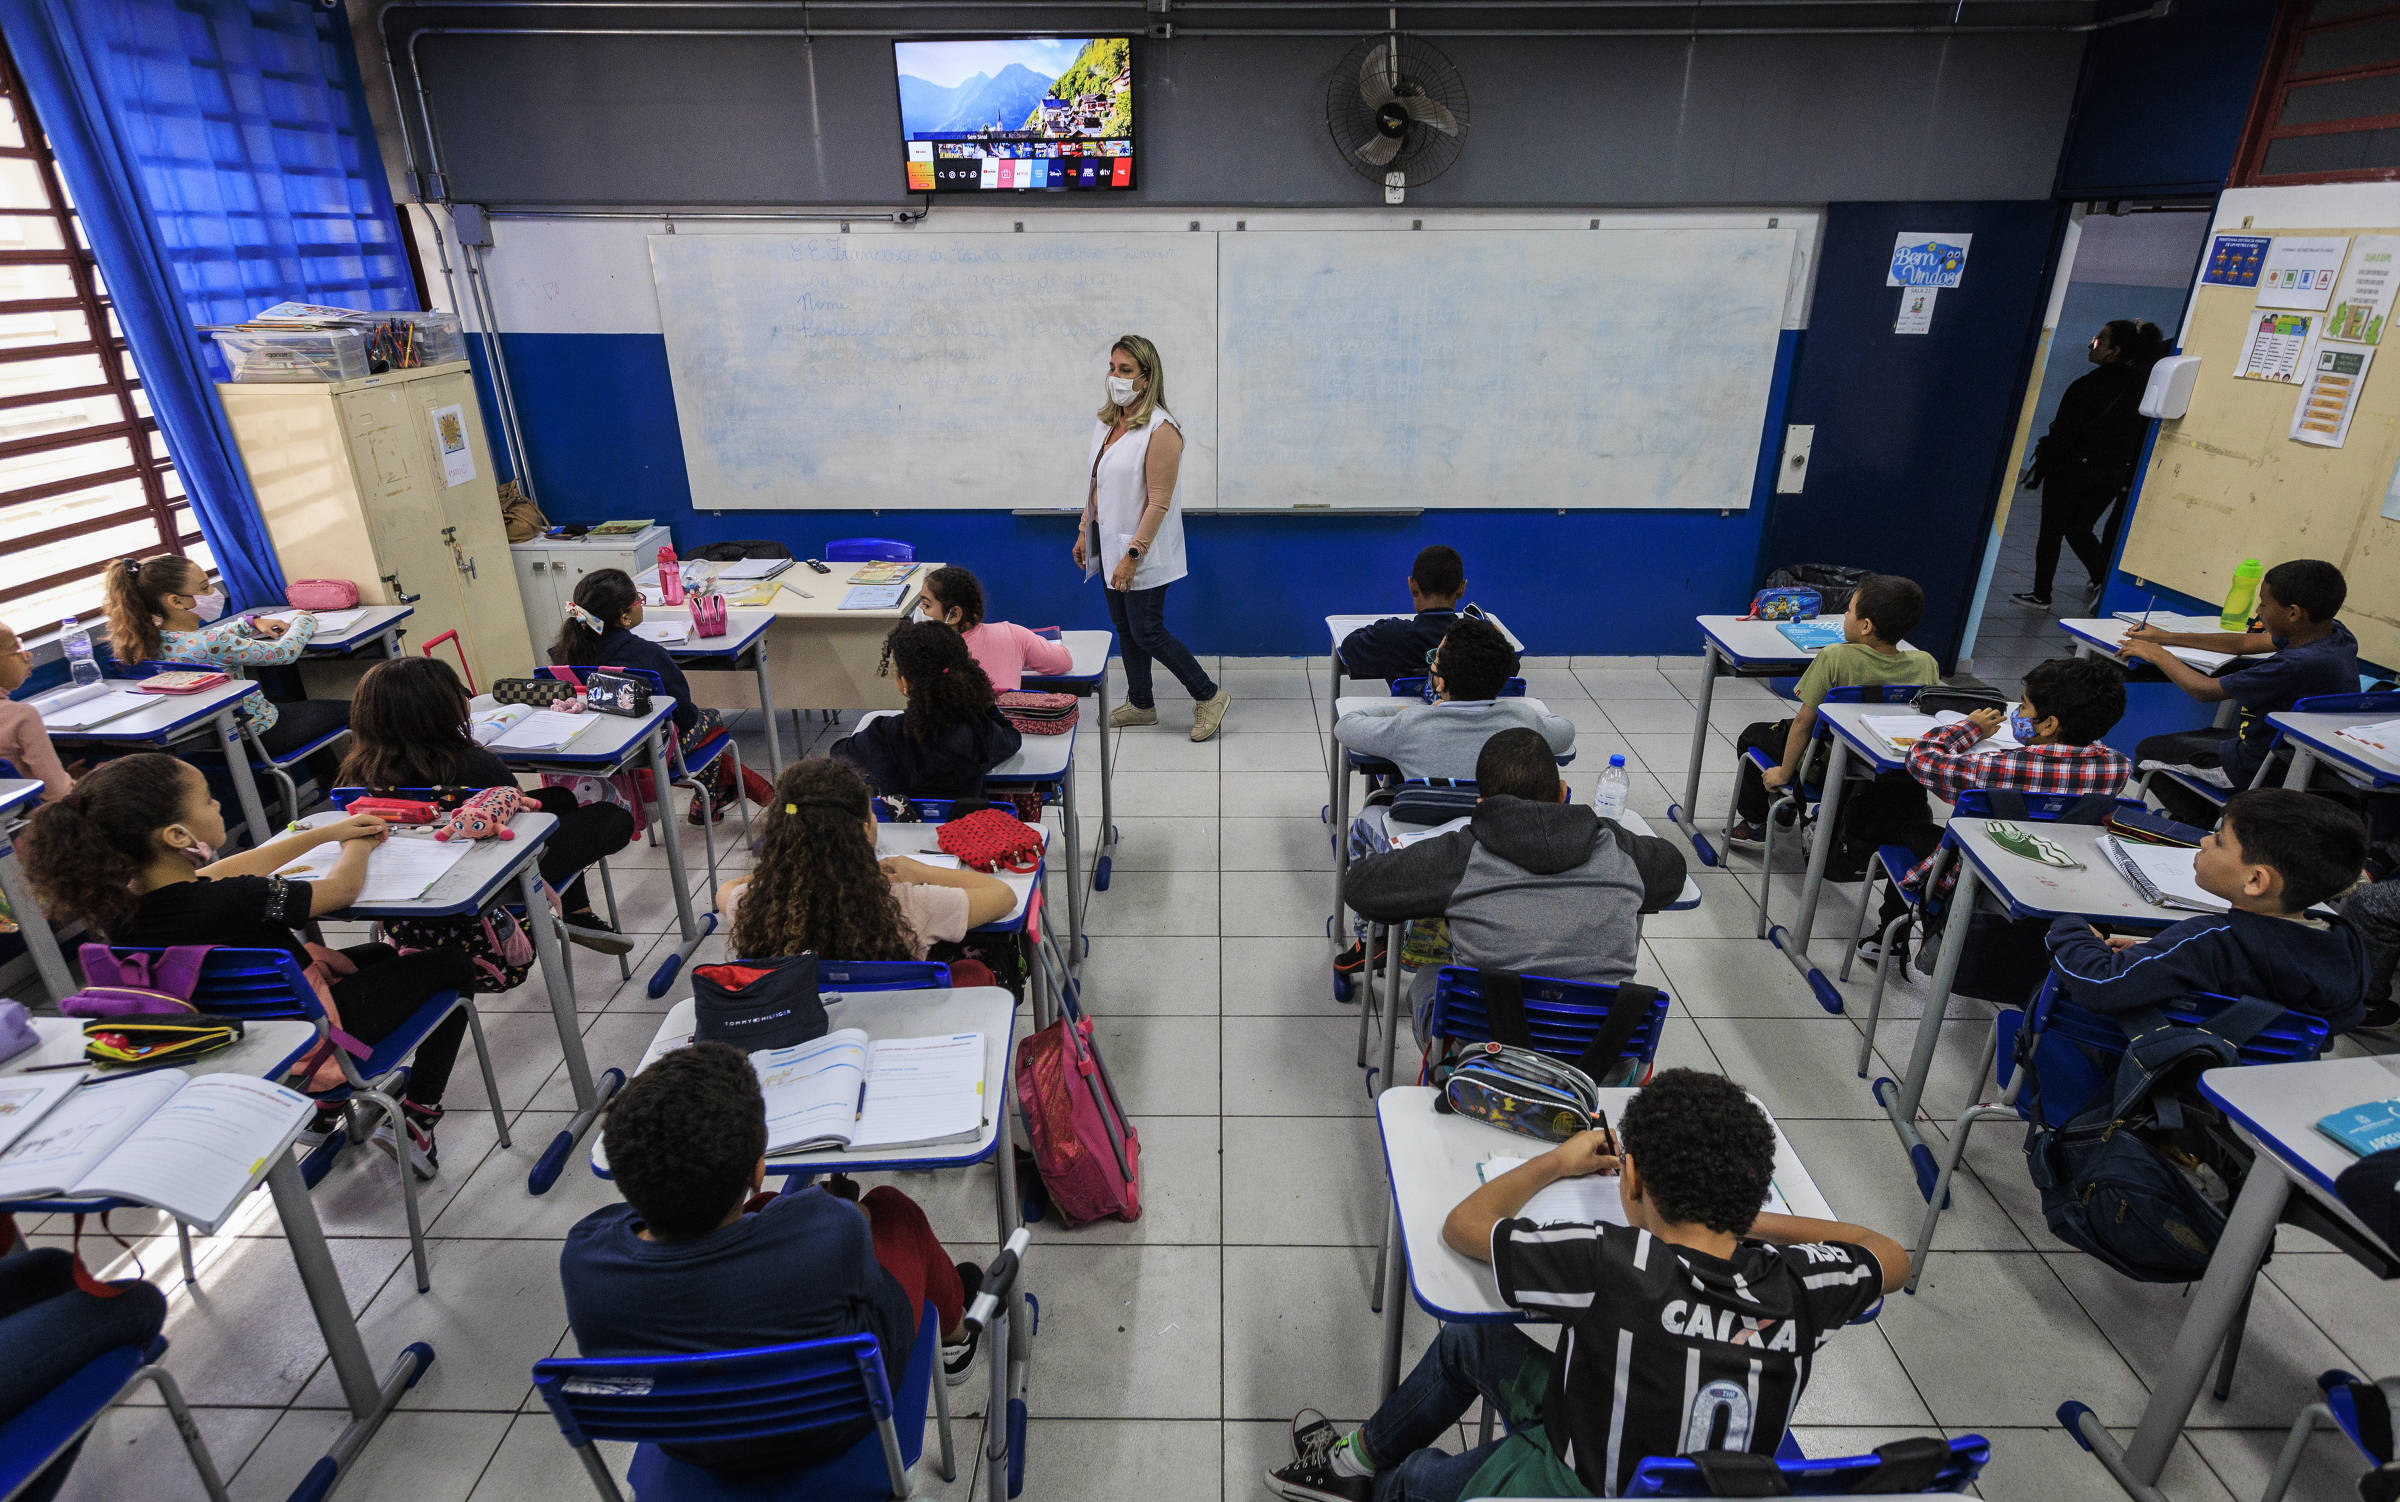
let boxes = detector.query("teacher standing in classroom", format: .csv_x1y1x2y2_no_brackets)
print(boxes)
1075,334,1233,741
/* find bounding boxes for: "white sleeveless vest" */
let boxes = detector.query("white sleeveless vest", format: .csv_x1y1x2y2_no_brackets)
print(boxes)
1084,406,1188,591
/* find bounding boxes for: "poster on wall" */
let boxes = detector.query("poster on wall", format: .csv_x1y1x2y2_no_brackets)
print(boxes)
1887,233,1971,288
2326,235,2400,345
2253,236,2352,311
2237,311,2316,383
2290,345,2372,447
2385,454,2400,521
430,404,475,488
2202,234,2271,287
1894,285,1937,334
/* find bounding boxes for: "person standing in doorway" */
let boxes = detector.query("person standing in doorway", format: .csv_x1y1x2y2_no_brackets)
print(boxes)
2012,318,2169,612
1073,334,1233,742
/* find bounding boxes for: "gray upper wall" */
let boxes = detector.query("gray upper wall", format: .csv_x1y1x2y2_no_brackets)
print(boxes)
360,5,2093,208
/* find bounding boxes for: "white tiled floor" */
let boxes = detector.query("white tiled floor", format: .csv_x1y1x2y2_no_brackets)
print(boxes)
42,653,2391,1501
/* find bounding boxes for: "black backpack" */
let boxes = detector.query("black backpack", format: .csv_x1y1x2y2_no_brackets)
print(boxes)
2022,999,2280,1283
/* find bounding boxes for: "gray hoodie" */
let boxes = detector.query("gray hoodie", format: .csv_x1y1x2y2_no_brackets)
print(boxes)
1344,794,1688,1034
1334,697,1577,781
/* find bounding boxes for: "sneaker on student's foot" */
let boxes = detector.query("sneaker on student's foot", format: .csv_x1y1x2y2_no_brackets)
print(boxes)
1266,1416,1372,1502
1289,1410,1342,1470
1725,818,1766,847
562,914,635,956
1190,689,1233,743
1856,938,1886,968
1332,935,1388,976
942,1262,985,1385
296,1104,346,1159
2010,590,2053,608
371,1103,440,1181
1108,703,1159,728
2362,999,2400,1032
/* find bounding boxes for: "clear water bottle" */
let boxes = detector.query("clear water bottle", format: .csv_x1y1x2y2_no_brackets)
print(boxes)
59,618,99,688
1594,754,1630,822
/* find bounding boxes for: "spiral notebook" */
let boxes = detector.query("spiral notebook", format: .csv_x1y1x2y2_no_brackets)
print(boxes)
2097,835,2222,913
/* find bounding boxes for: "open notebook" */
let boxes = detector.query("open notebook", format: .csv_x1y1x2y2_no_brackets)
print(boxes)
35,684,150,731
2097,834,2224,913
751,1029,987,1154
1860,711,2021,756
0,1072,312,1233
1481,1156,1791,1226
274,832,471,904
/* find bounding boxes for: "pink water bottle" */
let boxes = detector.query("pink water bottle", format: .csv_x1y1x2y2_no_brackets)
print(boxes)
657,543,684,606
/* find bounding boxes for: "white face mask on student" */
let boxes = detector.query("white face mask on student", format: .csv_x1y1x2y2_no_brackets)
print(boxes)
1106,374,1139,406
190,591,226,623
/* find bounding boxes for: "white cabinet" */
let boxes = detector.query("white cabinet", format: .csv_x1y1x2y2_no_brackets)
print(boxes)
509,527,672,656
219,361,533,690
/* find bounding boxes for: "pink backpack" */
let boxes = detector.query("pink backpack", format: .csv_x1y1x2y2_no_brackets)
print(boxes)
1014,959,1140,1225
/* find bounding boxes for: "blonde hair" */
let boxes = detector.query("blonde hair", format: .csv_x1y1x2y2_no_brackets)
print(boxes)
103,554,206,666
1096,334,1167,430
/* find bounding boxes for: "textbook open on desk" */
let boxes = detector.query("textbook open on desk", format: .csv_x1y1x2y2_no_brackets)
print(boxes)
1480,1156,1789,1226
751,1029,986,1154
32,684,149,731
0,1072,311,1232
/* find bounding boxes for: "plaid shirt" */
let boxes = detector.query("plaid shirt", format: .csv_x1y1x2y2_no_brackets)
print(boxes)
1900,721,2133,894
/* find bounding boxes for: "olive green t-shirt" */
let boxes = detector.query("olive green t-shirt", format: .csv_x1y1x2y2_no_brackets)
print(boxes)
1793,642,1939,707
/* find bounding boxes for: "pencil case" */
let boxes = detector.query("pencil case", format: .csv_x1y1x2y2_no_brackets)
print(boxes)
135,670,229,695
345,797,441,826
2105,806,2208,849
1742,586,1820,622
1443,1043,1602,1145
491,677,579,707
286,579,359,611
84,1018,244,1068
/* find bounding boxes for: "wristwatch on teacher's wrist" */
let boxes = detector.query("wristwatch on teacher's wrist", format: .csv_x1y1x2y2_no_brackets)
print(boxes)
1125,542,1145,558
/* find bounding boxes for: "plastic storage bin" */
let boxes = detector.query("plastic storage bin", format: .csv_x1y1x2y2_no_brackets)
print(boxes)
209,327,371,383
359,310,464,369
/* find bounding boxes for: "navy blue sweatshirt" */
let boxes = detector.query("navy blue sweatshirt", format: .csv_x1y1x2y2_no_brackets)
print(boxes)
1338,608,1464,682
2045,908,2368,1034
831,708,1022,801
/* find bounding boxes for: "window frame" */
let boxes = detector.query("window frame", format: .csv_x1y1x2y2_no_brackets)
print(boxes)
2234,0,2400,186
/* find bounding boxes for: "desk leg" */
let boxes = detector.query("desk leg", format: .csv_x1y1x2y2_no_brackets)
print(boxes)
1332,750,1353,972
989,1058,1031,1502
1773,738,1849,1015
1875,862,1977,1201
1061,768,1086,975
215,709,271,849
1092,675,1117,893
753,641,786,778
267,1154,430,1499
384,629,405,659
2064,1165,2289,1498
1377,1177,1408,1398
0,845,71,1000
1669,643,1723,867
645,726,713,999
2281,746,2319,790
1378,924,1404,1096
520,866,621,1195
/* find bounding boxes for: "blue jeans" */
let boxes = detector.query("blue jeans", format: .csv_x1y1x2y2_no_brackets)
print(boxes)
0,1247,170,1502
1103,583,1217,709
1358,1322,1541,1502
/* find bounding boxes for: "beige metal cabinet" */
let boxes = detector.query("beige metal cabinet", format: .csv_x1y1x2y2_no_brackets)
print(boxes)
510,525,671,655
219,361,532,690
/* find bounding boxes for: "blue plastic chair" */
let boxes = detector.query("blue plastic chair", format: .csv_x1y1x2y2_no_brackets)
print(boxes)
826,538,915,563
0,1338,229,1502
136,658,350,826
2259,1369,2398,1502
1425,965,1673,1088
1624,1433,1989,1495
102,945,509,1294
539,665,752,890
1735,684,1920,940
1907,973,2329,1291
531,1301,953,1501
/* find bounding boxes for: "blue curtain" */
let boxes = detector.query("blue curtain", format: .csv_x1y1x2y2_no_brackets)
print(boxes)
0,0,417,606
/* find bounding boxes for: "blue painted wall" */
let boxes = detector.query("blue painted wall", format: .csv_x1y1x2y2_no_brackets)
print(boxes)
2054,0,2279,199
478,329,1801,658
1758,201,2067,669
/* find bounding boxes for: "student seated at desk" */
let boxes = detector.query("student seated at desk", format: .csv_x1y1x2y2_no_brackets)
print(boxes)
832,621,1022,802
717,757,1013,967
1337,545,1478,683
0,621,74,802
0,1241,167,1502
2341,872,2400,1030
1266,1069,1904,1502
560,1041,981,1479
915,565,1071,691
2046,789,2370,1034
1342,728,1685,1041
19,754,477,1177
339,657,638,956
1730,575,1938,845
1334,617,1575,783
2117,559,2358,825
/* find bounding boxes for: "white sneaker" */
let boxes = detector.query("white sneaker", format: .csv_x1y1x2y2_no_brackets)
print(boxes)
370,1111,440,1181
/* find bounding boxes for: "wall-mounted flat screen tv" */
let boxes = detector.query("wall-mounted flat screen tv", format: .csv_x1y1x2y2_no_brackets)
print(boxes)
894,37,1135,194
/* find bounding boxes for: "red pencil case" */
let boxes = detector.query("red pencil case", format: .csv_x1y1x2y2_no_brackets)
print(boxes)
345,797,441,826
135,670,229,694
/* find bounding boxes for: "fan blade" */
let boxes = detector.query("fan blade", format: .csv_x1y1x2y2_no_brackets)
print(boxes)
1396,89,1460,136
1354,132,1403,166
1358,43,1397,110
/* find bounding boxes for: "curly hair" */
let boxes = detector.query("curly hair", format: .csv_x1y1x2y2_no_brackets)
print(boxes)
551,568,639,666
1619,1068,1777,1235
921,566,987,629
730,757,918,962
338,657,478,790
103,554,207,667
879,619,996,743
603,1042,767,1239
19,752,195,937
2020,656,2126,746
1436,617,1518,701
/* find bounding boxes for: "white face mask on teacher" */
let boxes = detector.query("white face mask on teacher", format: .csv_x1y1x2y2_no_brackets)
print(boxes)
1106,374,1140,407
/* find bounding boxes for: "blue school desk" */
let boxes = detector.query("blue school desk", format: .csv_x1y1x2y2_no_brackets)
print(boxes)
0,777,67,1000
1670,617,1814,866
2063,1054,2400,1501
2059,615,2247,731
35,678,274,847
873,817,1065,1027
293,604,414,660
1762,701,1921,1015
475,695,708,999
2267,709,2400,791
1322,612,1526,849
1022,628,1119,898
0,1018,429,1502
643,606,787,777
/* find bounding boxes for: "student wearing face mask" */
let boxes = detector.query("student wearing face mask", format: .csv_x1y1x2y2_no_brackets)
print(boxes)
1072,334,1232,742
102,553,350,781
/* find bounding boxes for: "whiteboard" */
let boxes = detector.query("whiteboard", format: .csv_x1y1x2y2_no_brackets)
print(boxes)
1217,227,1797,509
650,232,1218,511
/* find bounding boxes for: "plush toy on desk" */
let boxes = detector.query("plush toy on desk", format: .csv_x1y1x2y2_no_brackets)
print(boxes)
434,785,526,842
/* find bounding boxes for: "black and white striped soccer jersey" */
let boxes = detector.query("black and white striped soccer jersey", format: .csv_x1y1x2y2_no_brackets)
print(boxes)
1491,1218,1885,1496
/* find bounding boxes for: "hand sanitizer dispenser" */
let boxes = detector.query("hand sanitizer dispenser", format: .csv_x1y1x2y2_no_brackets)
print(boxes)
2139,354,2201,419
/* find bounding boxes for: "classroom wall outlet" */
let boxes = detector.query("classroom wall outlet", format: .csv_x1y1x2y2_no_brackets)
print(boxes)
1776,424,1814,493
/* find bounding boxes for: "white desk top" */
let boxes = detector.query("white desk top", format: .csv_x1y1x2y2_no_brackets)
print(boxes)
3,1016,320,1086
1376,1085,1832,1322
853,710,1074,782
1023,629,1110,685
1813,700,2023,775
1694,614,1920,670
1327,612,1525,653
472,693,674,771
296,604,414,654
597,988,1017,1176
2059,617,2249,674
642,607,774,661
2205,1055,2400,1239
34,678,260,742
288,810,557,919
0,778,42,821
876,820,1042,930
1946,818,2181,927
687,560,933,620
2268,710,2400,787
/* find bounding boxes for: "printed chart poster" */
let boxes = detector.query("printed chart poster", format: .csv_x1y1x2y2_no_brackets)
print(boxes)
2327,235,2400,345
1887,233,1971,288
1894,285,1937,335
2202,234,2270,287
2290,345,2372,447
430,404,475,488
2237,311,2315,383
2254,235,2351,311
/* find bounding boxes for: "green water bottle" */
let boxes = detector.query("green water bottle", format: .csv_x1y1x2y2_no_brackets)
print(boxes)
2220,557,2263,630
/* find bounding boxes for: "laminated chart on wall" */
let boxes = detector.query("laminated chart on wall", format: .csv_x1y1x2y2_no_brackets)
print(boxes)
2255,236,2351,311
2238,311,2315,383
2291,345,2373,447
2202,234,2270,287
2328,236,2400,345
